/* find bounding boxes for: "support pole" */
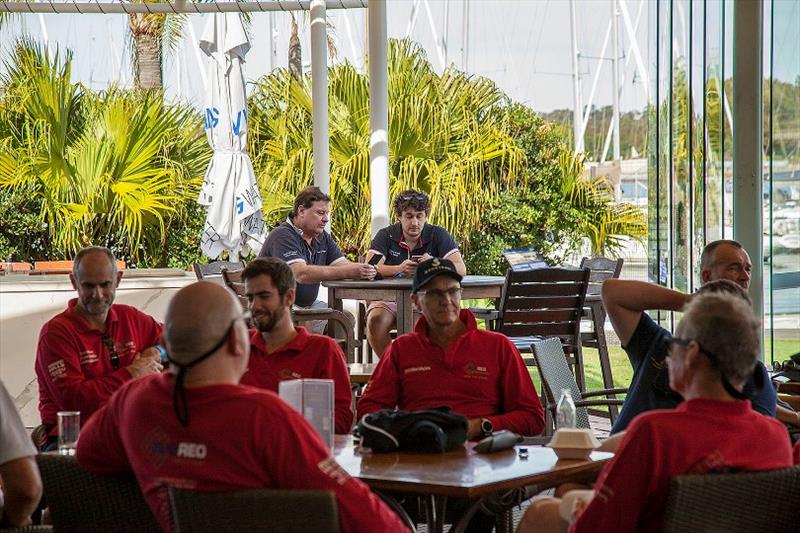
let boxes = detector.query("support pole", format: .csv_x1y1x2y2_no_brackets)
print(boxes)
268,12,276,71
310,0,330,193
732,0,764,341
368,0,390,238
611,0,621,160
569,0,583,153
461,0,469,72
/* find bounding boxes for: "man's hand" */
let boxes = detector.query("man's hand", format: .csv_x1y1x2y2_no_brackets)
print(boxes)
346,262,377,280
597,431,625,453
466,418,483,440
399,259,418,277
126,348,163,378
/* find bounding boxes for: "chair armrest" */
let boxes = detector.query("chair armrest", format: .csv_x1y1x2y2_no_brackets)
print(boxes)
574,399,626,408
469,308,500,321
581,388,628,399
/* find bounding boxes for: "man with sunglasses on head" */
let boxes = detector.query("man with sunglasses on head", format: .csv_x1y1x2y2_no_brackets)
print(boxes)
602,239,777,437
518,291,793,533
34,246,163,451
365,189,466,357
76,282,408,533
238,258,353,434
259,186,376,334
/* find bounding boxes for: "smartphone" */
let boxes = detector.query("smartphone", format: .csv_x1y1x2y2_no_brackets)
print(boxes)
368,254,383,266
411,255,424,263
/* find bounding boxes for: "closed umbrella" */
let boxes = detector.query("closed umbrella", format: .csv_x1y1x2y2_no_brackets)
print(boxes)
197,12,265,259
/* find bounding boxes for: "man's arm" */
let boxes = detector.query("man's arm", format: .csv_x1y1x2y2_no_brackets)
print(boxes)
263,401,410,533
0,457,42,527
482,342,545,436
355,348,402,419
290,260,376,284
75,383,132,475
601,279,690,346
444,251,467,276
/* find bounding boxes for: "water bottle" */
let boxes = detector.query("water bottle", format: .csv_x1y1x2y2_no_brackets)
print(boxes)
556,388,577,429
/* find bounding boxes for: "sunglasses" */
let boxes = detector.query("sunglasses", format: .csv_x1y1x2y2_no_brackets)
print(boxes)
102,334,120,370
399,193,426,201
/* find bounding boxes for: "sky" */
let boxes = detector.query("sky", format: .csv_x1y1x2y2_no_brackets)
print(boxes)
0,0,797,115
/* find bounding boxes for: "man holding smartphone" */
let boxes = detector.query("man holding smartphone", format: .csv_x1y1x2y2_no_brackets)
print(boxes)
364,190,466,357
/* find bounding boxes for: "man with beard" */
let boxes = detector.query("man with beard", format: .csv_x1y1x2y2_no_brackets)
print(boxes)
238,258,353,433
34,246,163,450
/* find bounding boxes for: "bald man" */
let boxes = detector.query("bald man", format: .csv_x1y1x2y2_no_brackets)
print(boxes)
76,282,408,533
35,246,163,450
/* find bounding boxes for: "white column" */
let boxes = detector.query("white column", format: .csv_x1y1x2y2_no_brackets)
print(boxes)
569,0,584,153
732,0,764,341
368,0,390,238
611,0,621,160
310,0,330,193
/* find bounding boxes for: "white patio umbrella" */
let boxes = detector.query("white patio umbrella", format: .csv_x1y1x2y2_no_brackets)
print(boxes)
197,12,265,259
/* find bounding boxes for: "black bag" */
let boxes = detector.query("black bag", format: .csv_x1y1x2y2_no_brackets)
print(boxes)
356,406,468,453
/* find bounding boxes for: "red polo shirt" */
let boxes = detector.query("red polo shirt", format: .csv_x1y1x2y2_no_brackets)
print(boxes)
357,309,544,436
35,299,162,432
76,374,409,533
240,327,354,434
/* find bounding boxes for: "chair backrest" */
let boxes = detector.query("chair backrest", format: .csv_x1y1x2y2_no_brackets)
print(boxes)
220,269,253,323
35,454,160,533
193,260,245,281
497,267,591,359
33,259,126,274
169,487,340,533
531,338,591,429
578,256,623,296
662,466,800,533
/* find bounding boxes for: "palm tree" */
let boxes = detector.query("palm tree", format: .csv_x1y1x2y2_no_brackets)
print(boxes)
248,39,525,255
126,1,187,90
0,41,209,263
557,151,647,257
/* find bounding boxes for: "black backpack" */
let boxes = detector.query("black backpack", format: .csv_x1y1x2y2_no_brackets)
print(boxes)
356,406,468,453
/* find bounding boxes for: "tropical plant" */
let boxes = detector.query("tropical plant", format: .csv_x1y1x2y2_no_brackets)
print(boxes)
0,41,209,264
558,151,647,257
248,39,525,255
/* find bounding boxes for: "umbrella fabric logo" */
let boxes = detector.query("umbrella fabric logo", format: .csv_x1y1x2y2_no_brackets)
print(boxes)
232,108,247,135
204,107,219,130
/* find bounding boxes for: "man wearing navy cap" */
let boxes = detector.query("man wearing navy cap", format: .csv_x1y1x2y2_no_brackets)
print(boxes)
358,257,544,440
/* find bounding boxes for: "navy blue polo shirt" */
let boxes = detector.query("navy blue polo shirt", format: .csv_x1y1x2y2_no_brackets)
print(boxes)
368,222,459,265
259,219,344,307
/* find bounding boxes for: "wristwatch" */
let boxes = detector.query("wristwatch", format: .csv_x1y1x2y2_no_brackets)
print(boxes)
480,418,493,437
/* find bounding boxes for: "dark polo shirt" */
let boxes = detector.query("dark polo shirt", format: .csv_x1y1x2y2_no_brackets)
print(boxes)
259,220,344,307
368,223,459,265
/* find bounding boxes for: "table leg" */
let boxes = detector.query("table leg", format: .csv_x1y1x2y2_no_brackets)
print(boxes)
373,490,418,532
327,286,344,342
396,289,413,336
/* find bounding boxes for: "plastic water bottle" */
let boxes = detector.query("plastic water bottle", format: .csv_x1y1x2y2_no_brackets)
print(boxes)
556,389,577,429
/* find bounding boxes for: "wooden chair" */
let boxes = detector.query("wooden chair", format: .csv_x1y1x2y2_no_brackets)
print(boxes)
35,453,159,533
192,260,246,284
495,267,591,391
531,337,626,435
578,256,624,421
662,466,800,533
168,487,340,533
221,269,356,363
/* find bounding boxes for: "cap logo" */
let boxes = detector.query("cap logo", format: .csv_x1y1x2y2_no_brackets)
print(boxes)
431,258,440,267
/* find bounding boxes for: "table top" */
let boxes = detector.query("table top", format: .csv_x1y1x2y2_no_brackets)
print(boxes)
333,435,612,499
323,275,505,290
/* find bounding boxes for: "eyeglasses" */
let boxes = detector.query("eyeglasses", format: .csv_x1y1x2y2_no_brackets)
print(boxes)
417,287,462,300
666,336,749,400
102,334,120,370
399,193,426,202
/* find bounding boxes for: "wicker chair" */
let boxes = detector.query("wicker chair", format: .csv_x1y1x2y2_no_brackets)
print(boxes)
662,466,800,533
35,454,159,533
221,268,356,363
168,487,340,533
531,337,626,434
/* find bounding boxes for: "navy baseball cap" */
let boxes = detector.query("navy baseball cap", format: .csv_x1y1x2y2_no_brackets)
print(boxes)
412,258,463,293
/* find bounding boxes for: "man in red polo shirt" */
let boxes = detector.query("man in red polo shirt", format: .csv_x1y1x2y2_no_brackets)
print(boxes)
34,246,163,450
76,281,408,533
357,257,544,439
238,257,353,434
